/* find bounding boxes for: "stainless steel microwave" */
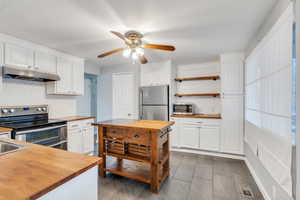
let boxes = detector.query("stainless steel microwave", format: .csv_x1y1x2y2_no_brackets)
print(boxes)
173,103,194,115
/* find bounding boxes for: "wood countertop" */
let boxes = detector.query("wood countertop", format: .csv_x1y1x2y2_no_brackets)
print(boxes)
93,119,174,130
52,116,95,122
0,127,12,133
0,139,101,200
171,114,222,119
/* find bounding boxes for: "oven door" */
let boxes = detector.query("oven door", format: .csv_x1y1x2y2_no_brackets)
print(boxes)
15,124,67,150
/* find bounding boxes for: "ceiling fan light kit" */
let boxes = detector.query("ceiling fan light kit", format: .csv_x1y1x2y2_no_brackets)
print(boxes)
97,30,176,64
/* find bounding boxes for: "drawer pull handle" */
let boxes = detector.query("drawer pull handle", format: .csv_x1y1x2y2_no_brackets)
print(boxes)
134,134,140,138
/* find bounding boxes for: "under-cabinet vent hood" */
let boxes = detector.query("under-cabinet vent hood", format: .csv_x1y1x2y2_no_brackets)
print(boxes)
2,65,60,82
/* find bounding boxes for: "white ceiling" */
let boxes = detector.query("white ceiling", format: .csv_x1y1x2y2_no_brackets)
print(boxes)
0,0,277,66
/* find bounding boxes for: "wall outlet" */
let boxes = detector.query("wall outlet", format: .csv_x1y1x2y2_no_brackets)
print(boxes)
272,185,276,200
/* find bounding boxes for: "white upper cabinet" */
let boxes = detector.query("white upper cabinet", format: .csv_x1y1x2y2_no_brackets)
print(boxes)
72,61,84,95
47,57,84,96
220,53,244,94
34,51,57,73
4,43,34,68
56,57,73,94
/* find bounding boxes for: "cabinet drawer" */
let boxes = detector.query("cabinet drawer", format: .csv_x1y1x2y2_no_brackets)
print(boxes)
68,121,82,130
106,128,125,139
82,119,94,127
126,129,150,146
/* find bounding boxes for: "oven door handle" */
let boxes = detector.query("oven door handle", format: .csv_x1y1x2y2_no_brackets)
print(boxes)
48,140,67,148
15,125,67,135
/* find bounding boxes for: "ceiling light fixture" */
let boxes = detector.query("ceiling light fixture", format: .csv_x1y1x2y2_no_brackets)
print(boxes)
122,48,131,58
135,47,144,56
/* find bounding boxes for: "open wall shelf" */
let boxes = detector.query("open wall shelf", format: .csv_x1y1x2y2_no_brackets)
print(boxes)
175,93,220,97
175,75,220,82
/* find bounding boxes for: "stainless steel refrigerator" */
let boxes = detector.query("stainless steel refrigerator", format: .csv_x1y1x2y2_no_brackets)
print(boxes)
139,85,169,121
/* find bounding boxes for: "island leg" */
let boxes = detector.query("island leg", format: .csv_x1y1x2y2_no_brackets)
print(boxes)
98,127,106,177
150,131,159,193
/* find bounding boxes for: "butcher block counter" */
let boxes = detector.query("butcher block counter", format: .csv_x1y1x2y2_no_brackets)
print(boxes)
92,119,174,193
0,127,12,133
0,139,101,200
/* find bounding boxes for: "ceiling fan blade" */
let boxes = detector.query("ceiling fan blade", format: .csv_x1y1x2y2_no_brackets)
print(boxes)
139,55,148,64
143,44,175,51
111,31,131,44
97,47,125,58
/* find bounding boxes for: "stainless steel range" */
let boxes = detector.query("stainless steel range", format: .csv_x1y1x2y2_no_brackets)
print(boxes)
0,105,67,150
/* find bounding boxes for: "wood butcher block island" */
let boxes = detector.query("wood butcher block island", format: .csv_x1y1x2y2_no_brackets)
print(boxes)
92,119,174,193
0,139,101,200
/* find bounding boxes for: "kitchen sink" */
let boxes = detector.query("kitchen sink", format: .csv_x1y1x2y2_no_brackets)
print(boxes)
0,141,25,156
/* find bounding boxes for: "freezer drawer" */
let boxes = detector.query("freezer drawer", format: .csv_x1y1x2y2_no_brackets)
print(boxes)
141,106,168,121
140,85,169,105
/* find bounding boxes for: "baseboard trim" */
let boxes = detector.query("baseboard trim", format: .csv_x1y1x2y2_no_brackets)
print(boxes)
244,158,271,200
171,148,245,160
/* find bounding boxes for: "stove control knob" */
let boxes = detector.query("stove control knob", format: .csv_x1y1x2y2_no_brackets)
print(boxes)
2,109,8,114
9,109,15,113
37,108,42,112
42,107,47,112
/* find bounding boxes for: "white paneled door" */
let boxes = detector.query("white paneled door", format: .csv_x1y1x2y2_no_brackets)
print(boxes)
112,73,136,119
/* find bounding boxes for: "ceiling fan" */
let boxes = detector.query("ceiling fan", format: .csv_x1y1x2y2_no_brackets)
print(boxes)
97,30,176,64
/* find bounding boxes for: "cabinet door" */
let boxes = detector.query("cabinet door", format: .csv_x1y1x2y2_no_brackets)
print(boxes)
221,95,244,154
4,43,34,68
34,51,57,73
56,57,73,94
67,128,82,153
83,127,94,154
180,124,200,149
72,61,84,95
170,118,180,148
199,126,220,151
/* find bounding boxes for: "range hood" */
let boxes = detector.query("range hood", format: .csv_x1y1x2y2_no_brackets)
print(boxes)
2,65,60,82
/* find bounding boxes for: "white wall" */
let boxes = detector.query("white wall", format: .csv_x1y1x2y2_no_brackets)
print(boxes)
140,60,172,86
245,2,293,200
175,61,221,114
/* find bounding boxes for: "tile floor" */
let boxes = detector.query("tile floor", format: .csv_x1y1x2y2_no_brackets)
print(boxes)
98,152,264,200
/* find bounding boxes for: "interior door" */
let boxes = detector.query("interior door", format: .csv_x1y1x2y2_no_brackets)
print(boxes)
112,73,136,119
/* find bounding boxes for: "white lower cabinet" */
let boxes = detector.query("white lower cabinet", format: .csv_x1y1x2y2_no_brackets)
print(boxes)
172,118,221,152
199,126,220,151
170,118,180,148
68,128,82,153
180,124,200,149
82,127,94,153
67,119,94,154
